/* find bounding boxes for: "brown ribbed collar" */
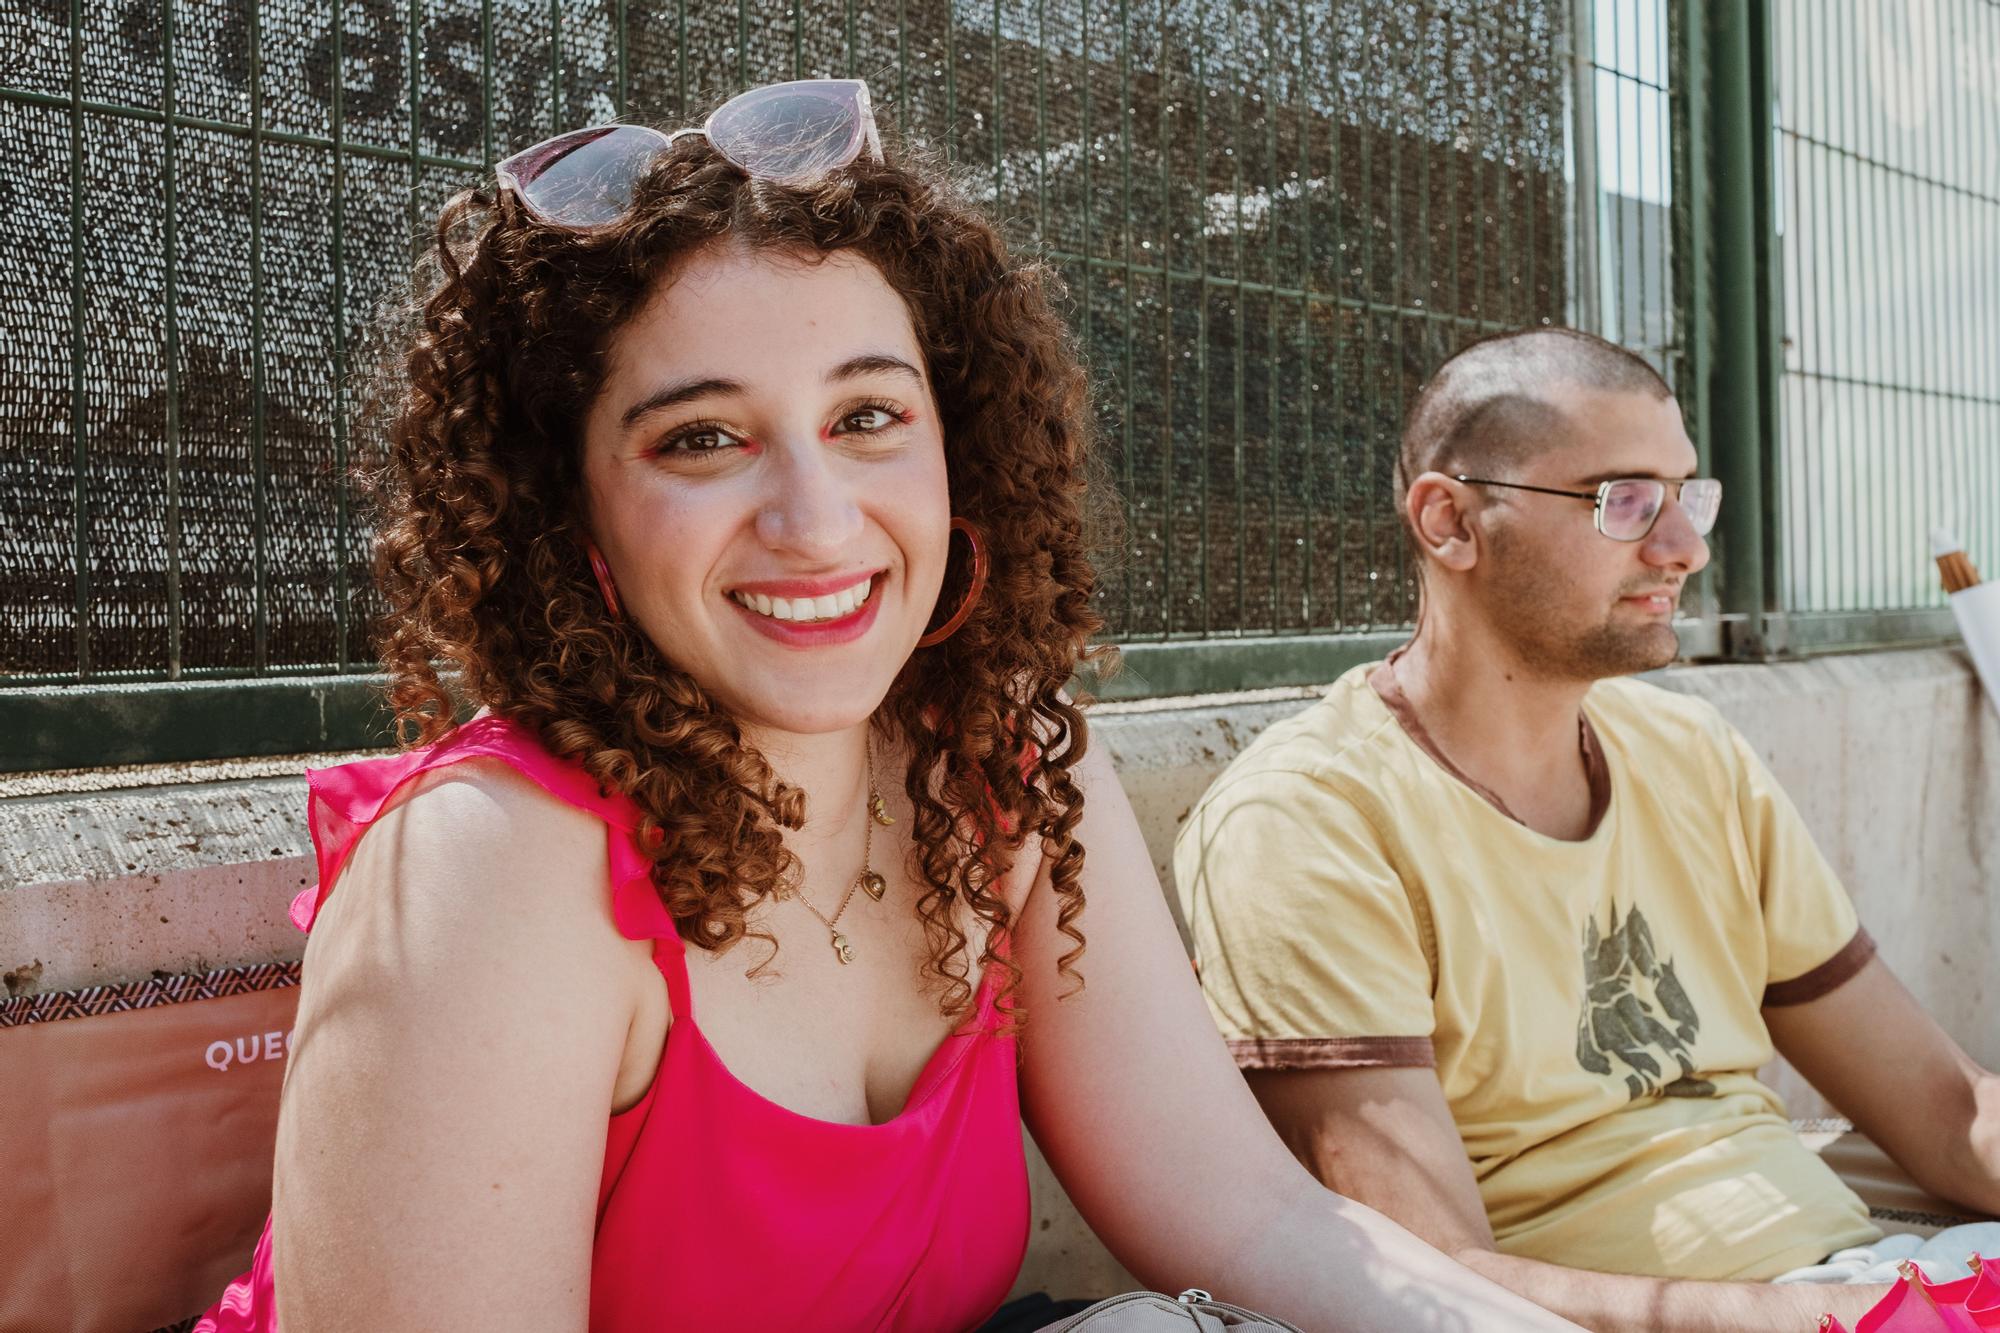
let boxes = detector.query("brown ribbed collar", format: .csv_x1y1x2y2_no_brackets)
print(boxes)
1368,646,1612,841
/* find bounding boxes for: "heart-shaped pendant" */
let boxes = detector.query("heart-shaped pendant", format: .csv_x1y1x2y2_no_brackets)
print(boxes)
858,870,887,901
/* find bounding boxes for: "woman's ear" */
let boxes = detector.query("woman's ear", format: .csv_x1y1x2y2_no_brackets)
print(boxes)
1405,471,1481,573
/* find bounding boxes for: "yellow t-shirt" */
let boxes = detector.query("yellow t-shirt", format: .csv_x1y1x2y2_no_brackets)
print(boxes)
1175,662,1882,1281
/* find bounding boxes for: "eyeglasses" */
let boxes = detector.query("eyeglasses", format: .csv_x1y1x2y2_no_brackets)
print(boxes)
1453,475,1723,542
494,78,883,231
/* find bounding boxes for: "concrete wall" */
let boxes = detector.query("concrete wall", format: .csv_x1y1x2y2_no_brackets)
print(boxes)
4,646,1994,1298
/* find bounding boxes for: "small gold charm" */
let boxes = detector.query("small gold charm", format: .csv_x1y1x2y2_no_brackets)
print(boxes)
857,870,886,901
869,792,895,826
831,932,855,964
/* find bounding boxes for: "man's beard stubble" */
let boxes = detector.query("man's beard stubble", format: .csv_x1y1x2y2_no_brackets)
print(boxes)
1483,526,1681,682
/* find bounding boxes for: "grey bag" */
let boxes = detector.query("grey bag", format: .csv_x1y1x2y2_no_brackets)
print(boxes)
1035,1288,1308,1332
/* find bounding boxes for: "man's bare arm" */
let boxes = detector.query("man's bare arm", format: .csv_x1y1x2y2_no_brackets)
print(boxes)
1766,955,2000,1217
1246,1066,1889,1333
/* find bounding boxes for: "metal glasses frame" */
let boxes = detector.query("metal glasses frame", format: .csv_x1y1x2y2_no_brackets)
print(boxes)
1453,475,1723,542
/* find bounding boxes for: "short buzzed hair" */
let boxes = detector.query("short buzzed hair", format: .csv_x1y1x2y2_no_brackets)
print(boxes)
1395,327,1673,515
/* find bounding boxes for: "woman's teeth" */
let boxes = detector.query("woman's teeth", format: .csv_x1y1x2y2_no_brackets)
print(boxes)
730,575,874,624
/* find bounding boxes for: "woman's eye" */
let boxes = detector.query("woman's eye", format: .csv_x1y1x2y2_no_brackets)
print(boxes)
842,403,908,434
658,423,743,454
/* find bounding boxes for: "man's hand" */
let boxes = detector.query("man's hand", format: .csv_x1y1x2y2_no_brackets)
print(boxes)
1246,1065,1892,1333
1766,955,2000,1218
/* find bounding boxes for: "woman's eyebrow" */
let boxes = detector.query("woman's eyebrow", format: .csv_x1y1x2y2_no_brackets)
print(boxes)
621,354,925,429
621,376,742,428
826,352,925,386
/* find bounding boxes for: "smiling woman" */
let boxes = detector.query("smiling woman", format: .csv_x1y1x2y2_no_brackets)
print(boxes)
359,112,1103,999
580,248,959,730
190,80,1583,1333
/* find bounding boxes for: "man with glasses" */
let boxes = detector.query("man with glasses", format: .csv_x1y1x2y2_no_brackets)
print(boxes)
1175,328,2000,1331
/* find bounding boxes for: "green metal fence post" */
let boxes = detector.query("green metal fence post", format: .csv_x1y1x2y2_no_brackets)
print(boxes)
67,0,88,681
1673,0,1713,533
1699,0,1784,658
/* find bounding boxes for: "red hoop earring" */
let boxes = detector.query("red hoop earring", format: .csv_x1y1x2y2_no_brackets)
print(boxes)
585,542,624,621
916,517,989,648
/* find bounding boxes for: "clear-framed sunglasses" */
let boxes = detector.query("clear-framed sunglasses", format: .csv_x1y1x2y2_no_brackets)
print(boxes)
1454,474,1723,542
494,78,883,230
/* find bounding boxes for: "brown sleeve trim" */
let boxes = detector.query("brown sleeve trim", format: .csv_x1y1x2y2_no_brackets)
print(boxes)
1226,1035,1437,1070
1763,927,1878,1007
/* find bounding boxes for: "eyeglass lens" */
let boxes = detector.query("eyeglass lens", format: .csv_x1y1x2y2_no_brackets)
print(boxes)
1600,478,1722,541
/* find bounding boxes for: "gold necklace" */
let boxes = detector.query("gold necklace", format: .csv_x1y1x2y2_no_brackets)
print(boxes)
796,735,894,965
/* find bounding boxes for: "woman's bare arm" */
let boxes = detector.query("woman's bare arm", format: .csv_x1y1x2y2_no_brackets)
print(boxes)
1011,736,1586,1332
272,762,636,1331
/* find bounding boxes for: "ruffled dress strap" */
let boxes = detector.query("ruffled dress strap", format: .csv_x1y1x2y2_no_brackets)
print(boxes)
294,713,691,1010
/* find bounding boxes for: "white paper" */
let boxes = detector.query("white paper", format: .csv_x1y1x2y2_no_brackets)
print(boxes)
1949,581,2000,718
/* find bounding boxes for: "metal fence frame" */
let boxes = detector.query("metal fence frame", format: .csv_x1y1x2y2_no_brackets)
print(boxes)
1,0,1974,771
1767,0,1997,646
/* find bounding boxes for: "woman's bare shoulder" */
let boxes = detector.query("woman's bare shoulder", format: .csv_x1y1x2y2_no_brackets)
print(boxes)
307,754,623,979
380,753,609,854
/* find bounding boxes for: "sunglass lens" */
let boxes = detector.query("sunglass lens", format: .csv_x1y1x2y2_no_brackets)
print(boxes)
708,83,863,183
1601,480,1666,541
502,124,665,229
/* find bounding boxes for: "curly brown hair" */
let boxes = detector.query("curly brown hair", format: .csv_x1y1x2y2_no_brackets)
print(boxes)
364,127,1107,1017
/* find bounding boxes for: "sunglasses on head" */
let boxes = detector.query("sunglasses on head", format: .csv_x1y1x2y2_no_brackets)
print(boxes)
495,78,883,231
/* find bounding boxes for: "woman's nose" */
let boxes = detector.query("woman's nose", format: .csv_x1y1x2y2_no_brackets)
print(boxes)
752,443,865,558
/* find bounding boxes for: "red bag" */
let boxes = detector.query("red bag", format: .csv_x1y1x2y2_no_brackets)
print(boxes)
0,962,299,1333
1821,1255,2000,1332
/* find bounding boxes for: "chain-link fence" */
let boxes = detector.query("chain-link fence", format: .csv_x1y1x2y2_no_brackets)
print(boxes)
4,0,1575,694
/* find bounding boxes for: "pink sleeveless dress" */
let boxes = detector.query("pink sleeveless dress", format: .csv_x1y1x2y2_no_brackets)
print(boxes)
196,714,1030,1332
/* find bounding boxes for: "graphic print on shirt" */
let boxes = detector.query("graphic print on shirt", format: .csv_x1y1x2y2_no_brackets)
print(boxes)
1575,904,1718,1101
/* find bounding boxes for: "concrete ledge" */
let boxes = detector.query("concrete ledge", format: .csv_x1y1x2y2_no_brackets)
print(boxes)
6,644,1992,1027
1,778,316,996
